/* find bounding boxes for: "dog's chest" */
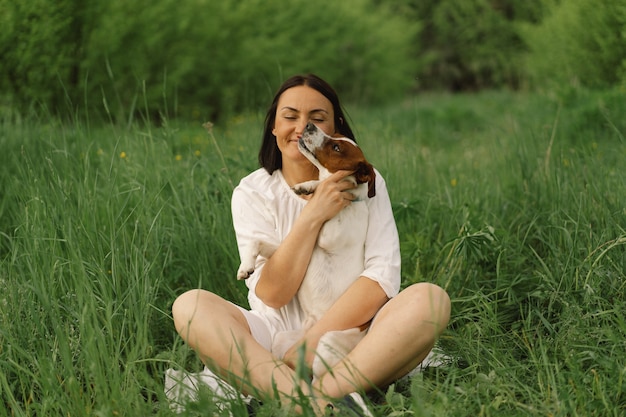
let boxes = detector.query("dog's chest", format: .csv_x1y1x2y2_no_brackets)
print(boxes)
298,200,369,319
317,201,368,252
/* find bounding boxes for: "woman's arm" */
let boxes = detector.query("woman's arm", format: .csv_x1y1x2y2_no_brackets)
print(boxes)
256,170,357,308
282,276,388,369
312,276,389,333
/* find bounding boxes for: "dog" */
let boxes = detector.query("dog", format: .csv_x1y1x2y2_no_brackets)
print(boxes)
237,122,376,378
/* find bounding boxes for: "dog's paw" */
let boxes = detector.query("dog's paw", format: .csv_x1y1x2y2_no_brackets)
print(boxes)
271,329,304,360
292,180,319,196
292,186,314,196
236,264,255,280
312,328,365,378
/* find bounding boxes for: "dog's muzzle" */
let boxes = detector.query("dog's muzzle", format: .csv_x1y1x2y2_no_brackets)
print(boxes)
305,122,317,134
298,137,314,157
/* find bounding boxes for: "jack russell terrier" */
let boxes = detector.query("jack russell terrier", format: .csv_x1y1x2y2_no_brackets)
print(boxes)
237,122,376,379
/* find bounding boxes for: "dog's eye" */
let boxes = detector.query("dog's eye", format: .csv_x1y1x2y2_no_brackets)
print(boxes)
332,144,341,152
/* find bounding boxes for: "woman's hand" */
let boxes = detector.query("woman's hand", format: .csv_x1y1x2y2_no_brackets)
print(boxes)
301,170,357,224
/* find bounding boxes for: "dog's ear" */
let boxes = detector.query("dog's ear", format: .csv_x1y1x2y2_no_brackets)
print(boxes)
354,161,376,198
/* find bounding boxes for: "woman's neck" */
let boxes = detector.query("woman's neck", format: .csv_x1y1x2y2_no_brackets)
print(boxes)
281,160,318,187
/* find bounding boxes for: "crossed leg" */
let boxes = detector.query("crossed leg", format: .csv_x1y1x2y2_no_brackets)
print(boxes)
171,282,450,413
171,290,307,403
312,282,451,397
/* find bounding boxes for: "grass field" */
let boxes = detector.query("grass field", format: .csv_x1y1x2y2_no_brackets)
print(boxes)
1,88,625,416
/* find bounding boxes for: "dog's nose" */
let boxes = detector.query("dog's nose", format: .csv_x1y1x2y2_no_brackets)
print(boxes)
305,122,316,133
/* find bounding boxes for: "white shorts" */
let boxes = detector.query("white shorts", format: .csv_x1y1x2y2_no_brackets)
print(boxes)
233,300,385,354
235,305,274,352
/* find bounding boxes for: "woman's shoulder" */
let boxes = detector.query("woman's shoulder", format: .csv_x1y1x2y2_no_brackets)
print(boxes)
238,167,271,184
233,168,287,200
237,168,276,189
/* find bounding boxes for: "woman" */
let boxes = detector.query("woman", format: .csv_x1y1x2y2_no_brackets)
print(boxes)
172,74,451,415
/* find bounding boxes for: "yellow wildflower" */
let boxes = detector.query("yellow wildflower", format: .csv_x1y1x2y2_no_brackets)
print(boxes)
119,151,127,159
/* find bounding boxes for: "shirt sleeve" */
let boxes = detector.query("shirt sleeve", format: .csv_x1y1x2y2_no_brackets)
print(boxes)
361,171,401,298
231,177,279,307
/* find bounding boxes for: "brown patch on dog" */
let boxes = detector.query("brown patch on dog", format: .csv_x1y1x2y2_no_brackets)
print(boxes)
314,136,376,198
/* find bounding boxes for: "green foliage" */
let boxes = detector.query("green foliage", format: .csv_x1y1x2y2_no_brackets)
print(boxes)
352,88,625,415
3,0,625,116
0,0,418,121
418,0,526,90
384,0,547,91
522,0,626,89
0,115,248,414
0,0,79,112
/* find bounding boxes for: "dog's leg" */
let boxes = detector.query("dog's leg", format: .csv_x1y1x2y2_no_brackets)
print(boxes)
236,241,278,280
236,241,259,280
312,327,366,379
271,329,305,360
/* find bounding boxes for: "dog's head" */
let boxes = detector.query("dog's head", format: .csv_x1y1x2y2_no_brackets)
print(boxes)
299,123,376,198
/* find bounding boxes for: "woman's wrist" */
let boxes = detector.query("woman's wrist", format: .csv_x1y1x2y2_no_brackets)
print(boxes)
295,207,327,235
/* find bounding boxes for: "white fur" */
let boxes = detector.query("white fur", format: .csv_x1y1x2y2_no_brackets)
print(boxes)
236,123,371,378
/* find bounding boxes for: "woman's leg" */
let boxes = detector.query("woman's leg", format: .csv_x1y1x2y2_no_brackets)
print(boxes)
172,289,311,404
313,282,451,398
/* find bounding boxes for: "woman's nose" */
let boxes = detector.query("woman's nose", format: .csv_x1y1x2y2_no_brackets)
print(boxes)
295,118,308,135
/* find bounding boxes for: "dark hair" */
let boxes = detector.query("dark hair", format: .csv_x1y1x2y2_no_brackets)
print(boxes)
258,74,355,174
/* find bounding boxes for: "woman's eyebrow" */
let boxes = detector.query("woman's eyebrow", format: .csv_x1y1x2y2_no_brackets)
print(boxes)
279,106,329,114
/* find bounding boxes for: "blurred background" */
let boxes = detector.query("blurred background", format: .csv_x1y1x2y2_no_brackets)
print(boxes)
1,0,624,123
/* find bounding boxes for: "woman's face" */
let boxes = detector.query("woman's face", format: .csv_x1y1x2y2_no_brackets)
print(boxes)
272,85,336,164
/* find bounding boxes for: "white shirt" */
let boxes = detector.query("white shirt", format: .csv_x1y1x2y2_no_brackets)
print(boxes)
231,168,401,334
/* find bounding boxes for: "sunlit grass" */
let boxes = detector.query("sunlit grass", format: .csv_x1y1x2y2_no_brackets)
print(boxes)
0,88,624,416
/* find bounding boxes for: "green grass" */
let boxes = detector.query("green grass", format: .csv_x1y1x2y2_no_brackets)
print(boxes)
1,88,625,416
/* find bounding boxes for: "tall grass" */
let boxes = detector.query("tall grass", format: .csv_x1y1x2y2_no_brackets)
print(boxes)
351,89,626,416
1,88,624,416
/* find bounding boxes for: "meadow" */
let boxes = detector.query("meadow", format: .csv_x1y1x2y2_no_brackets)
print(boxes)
0,88,625,416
